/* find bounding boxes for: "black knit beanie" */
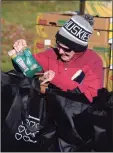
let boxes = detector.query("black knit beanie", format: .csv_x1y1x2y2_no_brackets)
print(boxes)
56,14,94,52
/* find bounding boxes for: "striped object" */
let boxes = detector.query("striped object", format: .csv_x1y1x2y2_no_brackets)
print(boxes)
56,15,94,52
85,1,112,17
108,18,113,44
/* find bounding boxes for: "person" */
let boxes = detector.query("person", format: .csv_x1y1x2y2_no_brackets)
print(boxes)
13,14,103,102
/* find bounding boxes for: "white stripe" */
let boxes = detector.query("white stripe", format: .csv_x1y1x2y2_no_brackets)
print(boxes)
108,38,112,44
110,17,113,23
71,70,82,80
71,17,92,33
28,115,40,121
110,65,113,70
62,27,88,46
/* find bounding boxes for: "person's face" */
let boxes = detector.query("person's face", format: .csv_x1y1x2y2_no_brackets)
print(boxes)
57,42,75,62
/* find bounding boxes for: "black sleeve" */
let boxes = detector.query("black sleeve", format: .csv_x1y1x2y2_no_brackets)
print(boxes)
69,71,85,94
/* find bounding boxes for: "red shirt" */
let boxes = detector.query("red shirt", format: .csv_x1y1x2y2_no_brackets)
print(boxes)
33,48,103,102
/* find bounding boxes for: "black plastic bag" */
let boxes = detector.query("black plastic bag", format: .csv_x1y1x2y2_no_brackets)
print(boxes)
2,70,113,152
1,70,56,152
46,88,113,152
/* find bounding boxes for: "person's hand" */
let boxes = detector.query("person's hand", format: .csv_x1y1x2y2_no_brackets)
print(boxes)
37,70,55,85
36,70,55,94
40,81,49,94
13,39,27,52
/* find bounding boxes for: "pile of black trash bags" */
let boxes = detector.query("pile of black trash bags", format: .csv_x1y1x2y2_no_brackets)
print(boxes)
1,70,113,152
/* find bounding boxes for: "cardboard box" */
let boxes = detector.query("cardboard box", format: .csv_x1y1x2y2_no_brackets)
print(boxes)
37,13,110,29
34,25,59,53
88,44,111,68
34,13,111,57
36,13,71,26
94,17,110,30
85,1,112,18
89,30,109,45
34,13,71,53
33,37,56,54
33,38,45,54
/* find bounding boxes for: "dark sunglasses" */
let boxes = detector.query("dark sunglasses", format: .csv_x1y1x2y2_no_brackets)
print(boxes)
56,41,72,52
